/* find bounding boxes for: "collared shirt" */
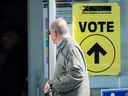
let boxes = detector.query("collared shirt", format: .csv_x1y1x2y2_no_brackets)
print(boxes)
56,38,70,60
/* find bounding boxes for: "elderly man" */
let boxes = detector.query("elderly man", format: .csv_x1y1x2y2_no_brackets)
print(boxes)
43,17,90,96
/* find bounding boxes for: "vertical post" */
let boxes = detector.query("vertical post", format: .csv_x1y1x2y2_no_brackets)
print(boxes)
48,0,56,80
28,0,43,96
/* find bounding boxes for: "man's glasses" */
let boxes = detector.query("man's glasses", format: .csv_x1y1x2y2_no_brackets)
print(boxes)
48,31,51,35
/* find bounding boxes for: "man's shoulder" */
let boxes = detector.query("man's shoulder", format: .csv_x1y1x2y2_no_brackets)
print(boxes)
65,40,81,54
61,38,82,54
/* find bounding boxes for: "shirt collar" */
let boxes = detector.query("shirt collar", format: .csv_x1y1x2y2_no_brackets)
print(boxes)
57,38,67,50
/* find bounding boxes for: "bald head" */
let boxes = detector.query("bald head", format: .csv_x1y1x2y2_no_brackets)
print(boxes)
50,17,70,37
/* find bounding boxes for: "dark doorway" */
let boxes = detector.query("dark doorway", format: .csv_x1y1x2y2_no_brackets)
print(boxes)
0,0,27,96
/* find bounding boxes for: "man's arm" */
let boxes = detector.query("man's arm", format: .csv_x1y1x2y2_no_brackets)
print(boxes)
49,46,86,93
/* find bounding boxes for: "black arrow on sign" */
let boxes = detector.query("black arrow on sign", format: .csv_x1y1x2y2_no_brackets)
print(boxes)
87,43,107,64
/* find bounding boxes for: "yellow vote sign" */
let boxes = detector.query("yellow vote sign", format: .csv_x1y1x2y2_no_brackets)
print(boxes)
72,3,120,75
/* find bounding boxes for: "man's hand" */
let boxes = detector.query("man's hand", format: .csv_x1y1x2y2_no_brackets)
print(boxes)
43,81,50,94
